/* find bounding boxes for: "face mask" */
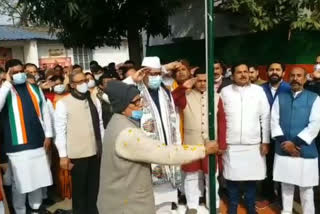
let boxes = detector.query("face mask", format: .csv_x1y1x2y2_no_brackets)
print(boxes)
102,93,110,103
94,73,103,81
162,77,174,87
12,73,27,85
148,75,162,89
131,110,143,121
87,80,96,88
76,83,88,94
54,84,65,94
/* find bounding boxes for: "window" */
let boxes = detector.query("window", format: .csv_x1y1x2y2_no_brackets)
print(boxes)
73,47,93,70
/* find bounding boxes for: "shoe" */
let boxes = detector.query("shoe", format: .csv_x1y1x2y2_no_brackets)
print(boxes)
199,196,206,205
178,194,187,205
185,208,197,214
42,198,56,207
53,209,72,214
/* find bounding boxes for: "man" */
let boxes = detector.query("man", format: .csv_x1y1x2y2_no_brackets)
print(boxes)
305,63,320,96
98,80,219,214
0,59,53,214
24,63,40,82
258,62,291,208
96,73,117,128
271,67,320,214
172,70,226,214
55,70,104,214
249,65,266,85
214,60,232,93
218,63,270,214
123,56,182,212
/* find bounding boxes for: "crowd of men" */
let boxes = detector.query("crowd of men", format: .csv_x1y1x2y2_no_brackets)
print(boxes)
0,55,320,214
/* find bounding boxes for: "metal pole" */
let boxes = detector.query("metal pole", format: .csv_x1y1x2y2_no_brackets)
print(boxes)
205,0,216,213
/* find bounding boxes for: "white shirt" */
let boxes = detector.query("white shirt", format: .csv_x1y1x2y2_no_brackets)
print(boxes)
54,97,104,158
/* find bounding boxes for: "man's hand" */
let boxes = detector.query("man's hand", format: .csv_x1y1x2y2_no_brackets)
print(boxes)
60,157,74,170
6,68,12,83
260,143,269,156
0,163,8,173
132,68,149,83
182,77,197,89
281,141,300,157
204,140,219,155
43,138,52,152
164,61,182,72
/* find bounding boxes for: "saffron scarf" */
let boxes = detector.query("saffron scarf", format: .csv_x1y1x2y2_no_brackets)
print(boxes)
6,83,44,146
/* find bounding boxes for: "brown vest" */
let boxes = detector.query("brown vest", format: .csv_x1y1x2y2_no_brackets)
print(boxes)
62,94,96,159
98,114,155,214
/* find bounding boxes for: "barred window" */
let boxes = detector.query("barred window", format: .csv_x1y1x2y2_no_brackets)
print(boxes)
73,47,93,70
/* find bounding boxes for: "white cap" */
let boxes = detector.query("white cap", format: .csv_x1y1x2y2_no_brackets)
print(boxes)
141,56,161,69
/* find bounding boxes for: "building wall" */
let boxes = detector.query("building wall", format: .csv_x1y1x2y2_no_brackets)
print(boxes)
92,41,130,67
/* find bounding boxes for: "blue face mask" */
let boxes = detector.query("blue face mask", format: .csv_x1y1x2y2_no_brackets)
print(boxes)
131,110,143,121
12,73,27,85
148,75,162,89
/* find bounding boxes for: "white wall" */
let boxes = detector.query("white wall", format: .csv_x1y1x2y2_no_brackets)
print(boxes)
11,46,24,61
92,41,129,67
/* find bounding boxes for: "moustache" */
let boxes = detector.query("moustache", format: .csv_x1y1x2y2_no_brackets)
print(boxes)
270,74,280,79
291,81,301,85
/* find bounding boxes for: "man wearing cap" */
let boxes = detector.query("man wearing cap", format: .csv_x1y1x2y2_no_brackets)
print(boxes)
54,70,104,214
98,80,219,214
123,56,183,212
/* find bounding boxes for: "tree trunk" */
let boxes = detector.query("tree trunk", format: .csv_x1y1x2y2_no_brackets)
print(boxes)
127,25,143,67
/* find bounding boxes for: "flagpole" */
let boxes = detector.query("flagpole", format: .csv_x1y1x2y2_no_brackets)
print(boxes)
205,0,216,213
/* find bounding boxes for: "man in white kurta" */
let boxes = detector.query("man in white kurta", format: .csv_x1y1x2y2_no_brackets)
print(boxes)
218,64,270,214
271,67,320,214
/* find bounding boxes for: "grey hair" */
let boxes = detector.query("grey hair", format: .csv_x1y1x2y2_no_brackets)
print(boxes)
69,69,84,83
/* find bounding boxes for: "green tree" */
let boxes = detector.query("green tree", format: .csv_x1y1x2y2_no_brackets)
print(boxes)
19,0,182,64
0,0,30,26
218,0,320,35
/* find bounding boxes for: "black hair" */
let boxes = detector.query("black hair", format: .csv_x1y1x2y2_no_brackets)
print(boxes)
73,64,82,70
5,59,23,72
119,65,135,76
54,65,63,71
231,63,249,74
90,60,99,66
24,63,38,70
91,64,102,73
49,75,65,82
98,72,119,85
194,68,206,76
266,62,286,72
248,64,259,70
124,60,136,66
85,72,94,79
214,59,226,74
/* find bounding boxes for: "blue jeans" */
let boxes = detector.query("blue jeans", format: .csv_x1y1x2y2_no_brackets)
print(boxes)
226,180,256,214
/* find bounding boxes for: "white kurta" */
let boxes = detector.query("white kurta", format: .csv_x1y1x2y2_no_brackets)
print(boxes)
271,94,320,187
220,84,270,181
223,144,266,181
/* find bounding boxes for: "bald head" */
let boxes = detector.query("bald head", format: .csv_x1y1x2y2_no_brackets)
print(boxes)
289,67,307,92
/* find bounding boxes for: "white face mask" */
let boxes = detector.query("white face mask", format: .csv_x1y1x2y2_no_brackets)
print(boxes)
12,73,27,85
76,83,88,94
53,84,65,94
87,79,96,88
94,73,103,81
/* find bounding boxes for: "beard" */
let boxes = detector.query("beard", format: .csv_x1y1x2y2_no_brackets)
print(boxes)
269,74,282,85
